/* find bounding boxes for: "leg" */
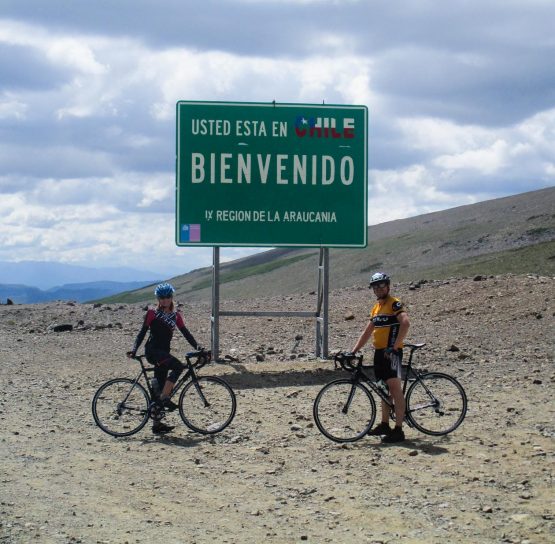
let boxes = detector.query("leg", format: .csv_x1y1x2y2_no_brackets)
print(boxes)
367,349,393,436
161,379,174,399
160,357,185,400
156,356,185,412
380,397,391,424
381,350,406,443
386,377,405,428
154,367,168,399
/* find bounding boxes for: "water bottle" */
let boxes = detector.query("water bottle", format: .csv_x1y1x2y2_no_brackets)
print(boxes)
376,379,389,397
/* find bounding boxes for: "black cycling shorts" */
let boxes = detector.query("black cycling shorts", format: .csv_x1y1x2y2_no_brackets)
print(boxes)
146,348,185,384
374,348,403,381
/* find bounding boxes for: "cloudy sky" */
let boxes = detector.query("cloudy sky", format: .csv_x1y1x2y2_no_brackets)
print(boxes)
1,0,554,278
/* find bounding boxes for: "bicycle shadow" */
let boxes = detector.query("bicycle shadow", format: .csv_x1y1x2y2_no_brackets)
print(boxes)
386,437,450,455
352,435,451,456
137,433,206,449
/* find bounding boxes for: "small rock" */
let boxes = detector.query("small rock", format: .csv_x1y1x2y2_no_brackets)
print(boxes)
50,324,73,333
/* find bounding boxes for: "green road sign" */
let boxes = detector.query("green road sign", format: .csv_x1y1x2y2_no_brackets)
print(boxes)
176,101,368,247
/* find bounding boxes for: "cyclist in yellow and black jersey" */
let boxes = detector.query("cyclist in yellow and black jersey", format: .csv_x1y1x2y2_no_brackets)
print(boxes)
351,272,410,443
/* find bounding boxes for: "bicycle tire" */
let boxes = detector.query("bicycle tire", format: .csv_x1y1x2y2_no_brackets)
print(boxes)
178,376,236,434
313,379,377,443
405,372,467,436
92,378,150,437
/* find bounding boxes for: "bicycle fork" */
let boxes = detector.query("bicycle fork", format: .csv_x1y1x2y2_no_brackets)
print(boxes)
192,379,211,408
342,383,358,414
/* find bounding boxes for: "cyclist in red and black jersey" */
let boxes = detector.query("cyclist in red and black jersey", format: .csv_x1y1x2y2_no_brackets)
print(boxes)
127,282,201,434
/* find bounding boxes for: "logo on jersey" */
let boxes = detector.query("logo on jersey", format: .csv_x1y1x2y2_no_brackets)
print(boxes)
392,301,403,311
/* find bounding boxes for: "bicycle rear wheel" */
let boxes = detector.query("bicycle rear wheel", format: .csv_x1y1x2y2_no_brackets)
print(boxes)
406,372,467,436
313,379,377,443
92,378,150,437
179,376,236,434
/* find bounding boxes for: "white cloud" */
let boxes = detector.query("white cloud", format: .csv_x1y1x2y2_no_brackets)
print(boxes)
0,3,554,278
396,117,492,154
433,140,509,175
368,164,474,223
394,109,555,182
0,92,27,119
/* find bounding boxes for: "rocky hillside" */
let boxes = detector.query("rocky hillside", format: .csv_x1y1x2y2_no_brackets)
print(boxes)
105,186,555,304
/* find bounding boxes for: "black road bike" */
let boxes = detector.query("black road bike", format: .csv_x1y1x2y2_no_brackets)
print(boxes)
92,349,236,437
313,343,467,443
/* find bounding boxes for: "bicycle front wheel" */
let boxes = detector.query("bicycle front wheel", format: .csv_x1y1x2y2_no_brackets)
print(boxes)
92,378,150,437
313,379,377,443
406,372,467,436
179,376,236,434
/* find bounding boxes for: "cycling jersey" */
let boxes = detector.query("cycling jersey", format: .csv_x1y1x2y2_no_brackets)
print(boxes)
370,295,406,349
132,308,198,355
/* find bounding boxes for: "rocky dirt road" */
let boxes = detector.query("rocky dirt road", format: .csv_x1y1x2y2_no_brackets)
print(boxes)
1,274,553,543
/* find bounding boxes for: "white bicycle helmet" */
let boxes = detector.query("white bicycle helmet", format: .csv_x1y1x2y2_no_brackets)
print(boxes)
369,272,391,287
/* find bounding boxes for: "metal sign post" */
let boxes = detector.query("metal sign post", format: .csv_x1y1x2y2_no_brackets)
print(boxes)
211,246,220,359
210,246,329,360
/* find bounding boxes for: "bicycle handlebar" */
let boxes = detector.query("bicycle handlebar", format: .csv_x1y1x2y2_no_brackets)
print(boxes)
186,348,212,369
334,351,363,372
127,348,212,369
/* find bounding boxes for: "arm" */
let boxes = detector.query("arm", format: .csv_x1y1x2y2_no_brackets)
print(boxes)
351,320,375,353
128,310,153,356
393,312,410,351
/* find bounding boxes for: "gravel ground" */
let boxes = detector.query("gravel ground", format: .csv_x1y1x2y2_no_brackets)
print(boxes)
1,274,553,543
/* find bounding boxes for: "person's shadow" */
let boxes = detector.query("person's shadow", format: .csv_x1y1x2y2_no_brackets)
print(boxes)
378,435,451,455
347,434,452,455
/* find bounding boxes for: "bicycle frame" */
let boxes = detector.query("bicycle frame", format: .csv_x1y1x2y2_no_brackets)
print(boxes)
341,345,438,420
132,352,205,404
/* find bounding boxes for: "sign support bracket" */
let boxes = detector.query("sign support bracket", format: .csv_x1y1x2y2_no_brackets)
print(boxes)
210,247,329,361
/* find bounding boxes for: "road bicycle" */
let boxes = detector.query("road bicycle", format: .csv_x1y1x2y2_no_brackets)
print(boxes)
313,343,467,443
92,349,236,437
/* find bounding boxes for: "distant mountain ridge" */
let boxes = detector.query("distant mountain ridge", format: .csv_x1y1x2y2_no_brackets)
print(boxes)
103,186,555,304
0,261,161,290
0,280,157,304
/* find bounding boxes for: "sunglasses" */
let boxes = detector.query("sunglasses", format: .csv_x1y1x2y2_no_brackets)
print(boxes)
370,282,388,289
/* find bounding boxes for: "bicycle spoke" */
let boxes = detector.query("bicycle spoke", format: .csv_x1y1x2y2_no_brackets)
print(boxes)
406,373,467,436
313,380,376,443
92,379,150,437
179,377,236,434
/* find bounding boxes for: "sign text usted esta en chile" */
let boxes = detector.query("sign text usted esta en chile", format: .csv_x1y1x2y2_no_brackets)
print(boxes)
176,101,368,247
